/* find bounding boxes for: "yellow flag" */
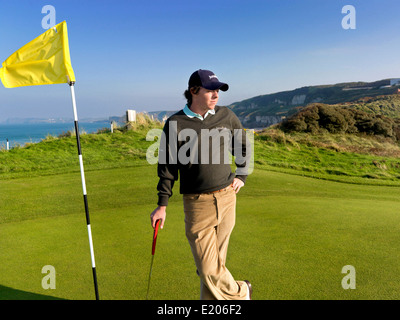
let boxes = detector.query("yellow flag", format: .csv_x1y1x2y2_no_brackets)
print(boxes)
0,21,75,88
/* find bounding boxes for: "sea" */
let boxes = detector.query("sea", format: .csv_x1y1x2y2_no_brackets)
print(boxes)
0,121,111,149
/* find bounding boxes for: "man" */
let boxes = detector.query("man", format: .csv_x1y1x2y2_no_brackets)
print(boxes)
150,69,252,300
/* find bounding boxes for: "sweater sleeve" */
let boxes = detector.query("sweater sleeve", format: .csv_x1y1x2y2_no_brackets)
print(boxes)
157,119,179,206
230,112,252,183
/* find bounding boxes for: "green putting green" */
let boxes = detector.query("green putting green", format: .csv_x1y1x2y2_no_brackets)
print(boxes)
1,165,400,300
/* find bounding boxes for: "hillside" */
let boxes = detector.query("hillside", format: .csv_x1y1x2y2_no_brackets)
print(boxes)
229,78,400,128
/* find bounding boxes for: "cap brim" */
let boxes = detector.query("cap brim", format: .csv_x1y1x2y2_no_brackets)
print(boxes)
204,82,229,92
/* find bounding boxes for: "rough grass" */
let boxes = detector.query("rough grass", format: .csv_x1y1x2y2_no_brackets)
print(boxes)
2,124,400,185
0,121,162,179
254,128,400,185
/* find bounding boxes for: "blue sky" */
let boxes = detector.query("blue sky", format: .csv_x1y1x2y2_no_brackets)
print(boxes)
0,0,400,120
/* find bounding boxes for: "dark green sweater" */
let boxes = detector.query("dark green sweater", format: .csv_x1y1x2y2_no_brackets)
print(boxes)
157,106,251,206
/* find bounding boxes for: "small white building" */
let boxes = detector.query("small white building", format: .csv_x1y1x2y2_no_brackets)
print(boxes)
126,109,136,122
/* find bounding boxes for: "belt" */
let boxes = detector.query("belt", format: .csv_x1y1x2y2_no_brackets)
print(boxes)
203,185,232,194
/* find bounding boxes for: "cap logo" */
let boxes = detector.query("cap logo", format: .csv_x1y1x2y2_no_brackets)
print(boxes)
209,75,218,80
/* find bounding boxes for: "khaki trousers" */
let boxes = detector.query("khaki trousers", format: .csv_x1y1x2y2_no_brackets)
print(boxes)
183,187,248,300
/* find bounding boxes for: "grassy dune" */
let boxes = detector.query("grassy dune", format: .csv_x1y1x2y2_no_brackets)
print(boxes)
255,128,400,185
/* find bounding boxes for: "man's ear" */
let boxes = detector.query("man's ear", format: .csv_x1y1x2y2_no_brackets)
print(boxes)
190,87,200,95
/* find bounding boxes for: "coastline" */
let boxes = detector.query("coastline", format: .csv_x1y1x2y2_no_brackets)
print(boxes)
0,121,110,149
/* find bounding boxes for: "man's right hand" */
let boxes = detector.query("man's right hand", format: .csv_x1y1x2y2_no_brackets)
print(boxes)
150,206,166,229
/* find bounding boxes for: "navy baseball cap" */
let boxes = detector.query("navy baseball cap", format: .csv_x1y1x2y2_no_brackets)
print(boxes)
188,69,229,91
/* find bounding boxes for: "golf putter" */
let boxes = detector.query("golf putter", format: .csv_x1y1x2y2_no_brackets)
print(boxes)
146,219,160,300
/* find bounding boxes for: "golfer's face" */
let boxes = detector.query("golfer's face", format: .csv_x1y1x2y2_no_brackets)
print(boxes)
196,87,219,110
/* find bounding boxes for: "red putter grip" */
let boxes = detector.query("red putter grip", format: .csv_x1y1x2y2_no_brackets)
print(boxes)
152,219,160,255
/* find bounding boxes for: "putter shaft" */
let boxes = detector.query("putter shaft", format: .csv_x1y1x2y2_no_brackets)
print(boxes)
146,254,155,299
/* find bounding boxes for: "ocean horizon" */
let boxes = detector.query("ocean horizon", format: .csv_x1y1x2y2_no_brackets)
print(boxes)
0,121,111,149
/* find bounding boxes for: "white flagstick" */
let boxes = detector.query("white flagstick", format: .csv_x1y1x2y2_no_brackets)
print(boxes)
69,81,99,300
